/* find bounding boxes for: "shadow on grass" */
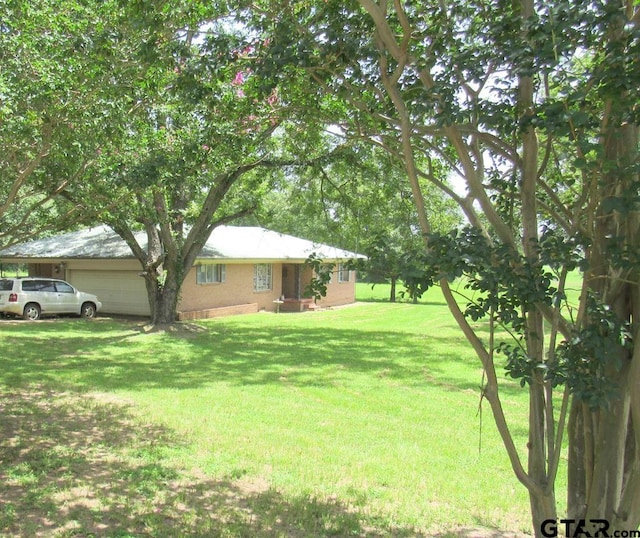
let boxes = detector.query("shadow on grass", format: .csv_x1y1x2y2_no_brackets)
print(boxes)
0,387,431,537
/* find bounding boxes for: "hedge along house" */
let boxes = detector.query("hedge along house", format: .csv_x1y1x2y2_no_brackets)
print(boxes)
0,226,365,320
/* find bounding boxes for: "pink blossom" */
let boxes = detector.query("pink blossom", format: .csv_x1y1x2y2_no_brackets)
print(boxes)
232,71,245,86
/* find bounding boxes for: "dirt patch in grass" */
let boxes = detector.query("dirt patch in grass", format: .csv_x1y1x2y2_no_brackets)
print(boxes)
0,387,530,537
138,321,208,336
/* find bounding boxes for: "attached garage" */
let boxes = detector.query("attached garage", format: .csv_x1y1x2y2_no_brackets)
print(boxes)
68,269,150,316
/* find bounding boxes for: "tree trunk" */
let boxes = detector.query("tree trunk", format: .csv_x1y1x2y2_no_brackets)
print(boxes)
585,387,630,520
567,384,639,532
144,271,181,325
567,402,590,520
529,490,557,538
517,0,558,528
528,370,558,536
615,329,640,530
564,1,640,521
389,276,396,302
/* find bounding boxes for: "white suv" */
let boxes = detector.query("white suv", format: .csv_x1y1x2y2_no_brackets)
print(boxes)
0,277,102,320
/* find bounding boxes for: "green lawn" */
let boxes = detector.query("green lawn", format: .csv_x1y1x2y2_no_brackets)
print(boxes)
0,283,553,537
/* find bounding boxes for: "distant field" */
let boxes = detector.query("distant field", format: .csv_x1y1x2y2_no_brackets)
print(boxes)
356,281,448,304
0,284,559,536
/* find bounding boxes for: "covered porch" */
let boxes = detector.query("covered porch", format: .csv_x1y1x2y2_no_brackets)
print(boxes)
279,263,318,312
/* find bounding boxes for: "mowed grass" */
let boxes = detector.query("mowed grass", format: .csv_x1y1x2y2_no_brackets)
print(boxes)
0,283,551,537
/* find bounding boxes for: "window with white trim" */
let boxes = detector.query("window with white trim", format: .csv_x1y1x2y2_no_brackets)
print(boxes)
338,263,350,282
254,264,273,292
196,264,226,284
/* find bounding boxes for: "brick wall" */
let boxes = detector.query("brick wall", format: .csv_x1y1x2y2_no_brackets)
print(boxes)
319,269,357,307
179,262,357,314
178,262,283,313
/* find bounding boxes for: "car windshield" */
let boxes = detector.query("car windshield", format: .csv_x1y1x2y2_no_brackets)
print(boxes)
0,279,14,291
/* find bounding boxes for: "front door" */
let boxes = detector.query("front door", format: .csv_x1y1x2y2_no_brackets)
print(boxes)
282,264,302,299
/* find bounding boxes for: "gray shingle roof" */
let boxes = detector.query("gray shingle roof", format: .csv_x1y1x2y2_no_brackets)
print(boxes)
0,226,365,262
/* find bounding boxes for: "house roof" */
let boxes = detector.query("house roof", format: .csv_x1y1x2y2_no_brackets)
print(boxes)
0,225,365,263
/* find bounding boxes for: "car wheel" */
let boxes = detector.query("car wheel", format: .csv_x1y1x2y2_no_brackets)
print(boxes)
81,302,97,319
23,303,42,321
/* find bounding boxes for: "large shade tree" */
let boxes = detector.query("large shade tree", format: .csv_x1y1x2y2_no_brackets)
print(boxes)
249,0,640,534
58,1,335,325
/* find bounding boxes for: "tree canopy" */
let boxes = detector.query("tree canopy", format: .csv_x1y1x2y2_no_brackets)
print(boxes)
0,0,126,247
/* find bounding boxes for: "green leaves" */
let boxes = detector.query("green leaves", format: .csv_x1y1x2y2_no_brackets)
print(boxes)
406,225,631,409
502,342,544,388
303,253,334,302
0,0,130,247
537,226,589,273
403,227,559,331
555,295,633,409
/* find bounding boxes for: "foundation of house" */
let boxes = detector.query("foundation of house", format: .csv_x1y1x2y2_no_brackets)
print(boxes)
177,303,259,320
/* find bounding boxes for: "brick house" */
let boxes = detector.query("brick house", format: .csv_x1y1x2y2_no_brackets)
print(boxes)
0,226,365,319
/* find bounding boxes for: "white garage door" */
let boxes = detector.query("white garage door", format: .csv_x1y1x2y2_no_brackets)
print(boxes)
69,270,150,316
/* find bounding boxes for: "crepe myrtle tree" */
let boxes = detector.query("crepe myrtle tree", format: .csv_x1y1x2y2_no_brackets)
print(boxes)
249,0,640,534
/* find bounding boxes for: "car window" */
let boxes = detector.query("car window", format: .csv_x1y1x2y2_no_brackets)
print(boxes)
55,282,74,294
21,280,38,291
0,279,14,291
22,280,56,292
